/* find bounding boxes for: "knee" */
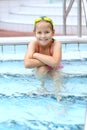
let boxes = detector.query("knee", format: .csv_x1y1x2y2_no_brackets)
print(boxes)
37,66,48,75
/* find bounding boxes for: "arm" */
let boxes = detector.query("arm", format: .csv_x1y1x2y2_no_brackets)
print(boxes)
33,40,62,68
24,41,45,68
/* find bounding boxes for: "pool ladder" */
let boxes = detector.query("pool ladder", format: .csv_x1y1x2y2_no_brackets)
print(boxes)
63,0,87,37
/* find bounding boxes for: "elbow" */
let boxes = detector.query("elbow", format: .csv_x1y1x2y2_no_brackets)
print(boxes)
51,62,58,68
53,57,62,68
24,62,29,68
52,61,60,68
24,60,31,68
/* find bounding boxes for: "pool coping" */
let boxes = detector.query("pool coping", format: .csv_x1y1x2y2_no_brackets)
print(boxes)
0,36,87,45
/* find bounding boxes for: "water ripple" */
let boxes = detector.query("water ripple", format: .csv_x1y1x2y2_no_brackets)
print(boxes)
0,120,84,130
0,93,86,104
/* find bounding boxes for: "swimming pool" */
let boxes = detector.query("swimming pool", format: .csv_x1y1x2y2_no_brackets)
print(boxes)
0,38,87,130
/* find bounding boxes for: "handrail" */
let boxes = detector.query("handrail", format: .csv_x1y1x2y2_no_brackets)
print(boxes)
65,0,75,17
63,0,75,35
77,0,82,37
82,0,87,26
63,0,87,37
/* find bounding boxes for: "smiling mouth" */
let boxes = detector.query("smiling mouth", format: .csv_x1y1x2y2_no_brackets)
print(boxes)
40,39,48,42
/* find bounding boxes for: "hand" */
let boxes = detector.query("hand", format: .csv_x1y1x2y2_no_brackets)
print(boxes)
33,53,38,58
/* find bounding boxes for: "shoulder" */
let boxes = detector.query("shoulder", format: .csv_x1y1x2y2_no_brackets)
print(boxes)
54,39,61,44
28,40,38,48
28,40,37,46
53,39,62,48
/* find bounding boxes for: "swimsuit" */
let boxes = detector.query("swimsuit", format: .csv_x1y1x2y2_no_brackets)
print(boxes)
37,40,63,70
37,43,52,56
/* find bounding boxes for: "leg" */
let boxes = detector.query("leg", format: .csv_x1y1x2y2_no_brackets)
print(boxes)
50,69,64,102
35,65,49,80
35,66,49,93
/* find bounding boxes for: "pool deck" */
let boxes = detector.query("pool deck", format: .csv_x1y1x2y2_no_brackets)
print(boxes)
0,29,60,37
0,30,34,37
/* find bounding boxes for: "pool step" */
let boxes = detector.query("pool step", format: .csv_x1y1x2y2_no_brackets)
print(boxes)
0,0,87,35
0,71,87,97
0,121,84,130
0,95,86,128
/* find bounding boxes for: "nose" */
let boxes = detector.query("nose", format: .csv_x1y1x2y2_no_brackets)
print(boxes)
41,33,45,38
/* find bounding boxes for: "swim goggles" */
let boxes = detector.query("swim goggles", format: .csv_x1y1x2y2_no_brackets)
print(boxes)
34,16,54,27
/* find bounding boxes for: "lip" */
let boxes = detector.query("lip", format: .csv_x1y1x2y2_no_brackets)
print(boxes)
40,39,48,42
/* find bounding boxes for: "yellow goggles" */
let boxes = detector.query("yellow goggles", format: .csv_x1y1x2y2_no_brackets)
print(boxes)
34,16,53,26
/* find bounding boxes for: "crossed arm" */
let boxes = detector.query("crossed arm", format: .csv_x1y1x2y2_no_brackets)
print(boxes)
24,41,62,69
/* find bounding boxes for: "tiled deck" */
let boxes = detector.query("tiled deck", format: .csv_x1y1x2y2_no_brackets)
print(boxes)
0,30,34,37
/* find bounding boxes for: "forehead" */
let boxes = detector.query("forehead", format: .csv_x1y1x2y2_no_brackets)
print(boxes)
35,21,52,30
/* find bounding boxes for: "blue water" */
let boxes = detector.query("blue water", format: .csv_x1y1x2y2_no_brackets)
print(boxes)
0,60,87,130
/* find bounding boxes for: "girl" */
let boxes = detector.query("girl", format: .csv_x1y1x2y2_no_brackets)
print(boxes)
24,16,63,100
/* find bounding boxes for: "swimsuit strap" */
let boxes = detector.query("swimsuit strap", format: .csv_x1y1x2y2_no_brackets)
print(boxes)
37,44,40,53
49,44,52,56
49,38,55,56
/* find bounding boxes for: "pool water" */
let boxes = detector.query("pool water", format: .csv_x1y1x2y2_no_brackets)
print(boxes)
0,60,87,130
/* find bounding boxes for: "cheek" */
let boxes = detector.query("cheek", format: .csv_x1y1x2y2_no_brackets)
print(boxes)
35,33,39,37
48,33,54,37
35,34,40,40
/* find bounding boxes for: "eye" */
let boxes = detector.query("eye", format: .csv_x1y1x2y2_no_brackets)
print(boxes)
45,31,50,34
37,31,42,34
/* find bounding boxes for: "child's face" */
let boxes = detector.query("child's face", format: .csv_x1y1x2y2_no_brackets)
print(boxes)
35,21,54,46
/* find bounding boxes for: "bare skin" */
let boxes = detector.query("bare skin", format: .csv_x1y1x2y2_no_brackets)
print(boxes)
24,21,62,72
24,20,62,99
